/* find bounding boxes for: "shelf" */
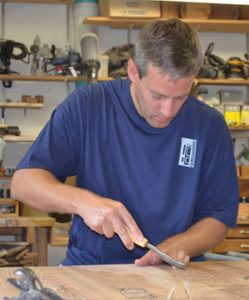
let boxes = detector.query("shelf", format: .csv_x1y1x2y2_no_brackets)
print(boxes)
0,74,86,82
49,221,70,246
195,78,249,86
3,0,73,4
3,135,36,143
99,78,249,85
239,177,249,181
0,102,43,109
0,199,19,218
84,17,249,33
98,76,114,82
0,198,16,204
191,78,249,94
3,76,237,85
229,126,249,131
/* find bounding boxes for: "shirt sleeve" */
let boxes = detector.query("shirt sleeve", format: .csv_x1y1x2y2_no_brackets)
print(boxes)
193,113,239,228
16,99,80,182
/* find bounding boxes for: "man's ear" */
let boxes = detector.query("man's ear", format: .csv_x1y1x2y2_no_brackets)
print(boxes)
127,59,139,83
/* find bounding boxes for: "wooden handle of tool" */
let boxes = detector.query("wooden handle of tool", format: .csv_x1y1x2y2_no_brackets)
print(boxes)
126,227,148,248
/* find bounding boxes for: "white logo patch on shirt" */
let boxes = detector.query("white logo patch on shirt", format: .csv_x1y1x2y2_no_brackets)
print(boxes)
178,138,197,168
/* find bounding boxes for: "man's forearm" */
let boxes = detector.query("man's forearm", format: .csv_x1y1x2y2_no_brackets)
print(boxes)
11,168,144,250
135,217,229,266
11,168,84,214
162,217,229,258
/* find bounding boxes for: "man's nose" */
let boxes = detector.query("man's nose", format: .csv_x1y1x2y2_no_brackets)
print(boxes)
160,100,175,118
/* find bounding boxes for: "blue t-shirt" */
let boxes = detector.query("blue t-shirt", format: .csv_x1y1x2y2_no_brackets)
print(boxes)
17,79,239,265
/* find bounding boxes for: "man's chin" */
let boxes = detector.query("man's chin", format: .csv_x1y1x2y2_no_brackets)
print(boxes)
149,119,171,128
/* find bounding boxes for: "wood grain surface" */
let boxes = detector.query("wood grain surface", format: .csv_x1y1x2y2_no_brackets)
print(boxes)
0,261,249,299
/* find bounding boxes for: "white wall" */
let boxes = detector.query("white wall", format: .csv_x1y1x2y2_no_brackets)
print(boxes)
0,3,248,168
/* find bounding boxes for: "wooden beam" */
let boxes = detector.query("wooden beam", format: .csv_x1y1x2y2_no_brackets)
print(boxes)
0,216,55,227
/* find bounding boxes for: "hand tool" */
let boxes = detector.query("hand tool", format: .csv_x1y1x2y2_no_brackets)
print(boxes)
4,267,65,300
127,228,185,270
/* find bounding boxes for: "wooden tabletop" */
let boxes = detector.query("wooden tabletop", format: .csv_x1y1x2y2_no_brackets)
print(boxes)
0,216,55,227
0,261,249,299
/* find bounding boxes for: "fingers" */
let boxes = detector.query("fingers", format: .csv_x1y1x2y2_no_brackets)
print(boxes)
102,219,115,239
176,250,190,265
135,249,190,267
83,195,143,250
135,251,162,266
111,204,143,250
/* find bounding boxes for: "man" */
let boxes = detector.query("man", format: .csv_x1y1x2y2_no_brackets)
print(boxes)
11,19,238,266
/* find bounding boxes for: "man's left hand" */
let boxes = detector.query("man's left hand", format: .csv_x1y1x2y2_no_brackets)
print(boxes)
134,249,189,267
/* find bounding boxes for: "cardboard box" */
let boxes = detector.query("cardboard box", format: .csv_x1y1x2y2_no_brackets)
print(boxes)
210,4,239,19
179,3,211,19
99,0,161,18
240,7,249,20
161,2,179,18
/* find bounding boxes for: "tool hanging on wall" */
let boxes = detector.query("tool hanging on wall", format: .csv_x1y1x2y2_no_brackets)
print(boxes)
0,39,29,88
224,57,247,79
244,53,249,78
0,137,5,169
29,35,41,75
104,43,134,78
198,42,226,79
43,49,83,76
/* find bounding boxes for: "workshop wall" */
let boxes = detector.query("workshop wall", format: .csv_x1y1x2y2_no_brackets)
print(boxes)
1,5,247,130
0,1,247,177
0,2,248,266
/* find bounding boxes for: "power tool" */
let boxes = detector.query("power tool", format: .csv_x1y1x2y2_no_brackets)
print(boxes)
224,57,247,79
198,42,226,79
0,39,29,87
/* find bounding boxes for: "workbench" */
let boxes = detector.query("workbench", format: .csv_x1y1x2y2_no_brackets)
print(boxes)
212,204,249,253
0,261,248,299
0,216,55,266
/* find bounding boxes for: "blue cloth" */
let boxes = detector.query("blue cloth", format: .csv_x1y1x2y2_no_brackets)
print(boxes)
17,79,239,265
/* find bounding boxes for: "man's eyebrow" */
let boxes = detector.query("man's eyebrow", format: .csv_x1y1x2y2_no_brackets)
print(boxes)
148,88,189,99
148,88,165,97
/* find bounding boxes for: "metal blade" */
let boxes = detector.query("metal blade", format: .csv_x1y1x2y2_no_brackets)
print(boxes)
147,243,185,270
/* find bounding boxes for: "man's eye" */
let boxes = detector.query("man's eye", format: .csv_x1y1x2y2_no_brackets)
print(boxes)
152,94,162,100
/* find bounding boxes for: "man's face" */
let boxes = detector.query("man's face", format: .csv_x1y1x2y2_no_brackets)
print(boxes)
128,60,195,128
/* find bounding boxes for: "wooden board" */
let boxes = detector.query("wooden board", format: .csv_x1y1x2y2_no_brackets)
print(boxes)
0,261,249,299
0,216,55,227
3,135,36,142
0,102,43,109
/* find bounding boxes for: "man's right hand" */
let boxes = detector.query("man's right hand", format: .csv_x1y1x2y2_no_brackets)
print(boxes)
78,190,144,250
